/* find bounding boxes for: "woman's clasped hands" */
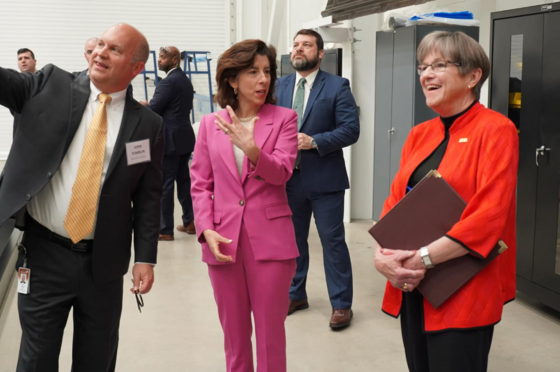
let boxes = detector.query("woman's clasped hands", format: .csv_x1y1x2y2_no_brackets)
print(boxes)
374,242,426,293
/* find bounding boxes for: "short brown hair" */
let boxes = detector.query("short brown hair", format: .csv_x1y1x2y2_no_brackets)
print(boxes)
17,48,35,59
417,31,490,100
294,29,324,51
214,40,277,110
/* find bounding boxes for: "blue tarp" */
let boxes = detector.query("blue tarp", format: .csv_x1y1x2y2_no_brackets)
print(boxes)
410,11,474,20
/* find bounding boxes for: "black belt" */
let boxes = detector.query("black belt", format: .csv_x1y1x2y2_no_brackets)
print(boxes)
26,216,93,252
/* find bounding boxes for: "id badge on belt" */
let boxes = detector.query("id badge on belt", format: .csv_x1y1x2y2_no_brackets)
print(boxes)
17,244,30,295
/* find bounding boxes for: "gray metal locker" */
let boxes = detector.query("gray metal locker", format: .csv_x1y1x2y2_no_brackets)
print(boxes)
372,25,480,220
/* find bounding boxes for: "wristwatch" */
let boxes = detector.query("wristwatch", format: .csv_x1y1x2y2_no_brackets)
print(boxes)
311,138,318,149
420,247,435,269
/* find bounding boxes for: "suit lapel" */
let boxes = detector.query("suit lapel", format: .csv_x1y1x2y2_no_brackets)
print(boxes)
105,96,141,181
301,69,325,129
64,77,90,155
280,74,296,108
241,105,274,182
215,112,242,184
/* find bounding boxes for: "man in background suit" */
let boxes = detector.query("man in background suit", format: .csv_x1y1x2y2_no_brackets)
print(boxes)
140,46,195,240
17,48,37,73
276,29,360,329
0,23,163,371
77,37,99,77
12,48,38,136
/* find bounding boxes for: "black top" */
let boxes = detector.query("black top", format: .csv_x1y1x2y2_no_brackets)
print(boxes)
407,101,477,189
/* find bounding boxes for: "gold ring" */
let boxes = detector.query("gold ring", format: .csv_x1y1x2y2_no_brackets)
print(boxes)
403,283,408,291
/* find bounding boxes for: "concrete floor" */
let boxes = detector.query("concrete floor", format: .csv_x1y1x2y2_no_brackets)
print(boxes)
1,209,560,371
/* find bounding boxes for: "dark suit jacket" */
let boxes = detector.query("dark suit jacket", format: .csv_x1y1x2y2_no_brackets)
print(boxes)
148,67,195,155
10,110,20,137
276,69,360,193
0,64,164,283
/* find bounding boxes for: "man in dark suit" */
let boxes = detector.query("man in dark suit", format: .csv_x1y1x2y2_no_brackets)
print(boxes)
140,46,195,240
276,29,360,329
0,23,163,371
12,48,38,136
77,37,99,77
17,48,37,73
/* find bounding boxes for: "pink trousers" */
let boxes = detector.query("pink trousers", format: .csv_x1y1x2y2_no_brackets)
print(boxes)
208,223,296,372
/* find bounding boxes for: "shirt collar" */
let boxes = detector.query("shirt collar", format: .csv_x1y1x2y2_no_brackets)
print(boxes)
166,67,178,76
295,69,319,89
89,82,127,109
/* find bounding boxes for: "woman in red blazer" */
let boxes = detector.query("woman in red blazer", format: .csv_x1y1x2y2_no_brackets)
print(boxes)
374,31,518,372
190,40,298,372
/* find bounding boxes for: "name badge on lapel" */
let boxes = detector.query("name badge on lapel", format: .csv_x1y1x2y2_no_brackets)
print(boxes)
126,139,151,165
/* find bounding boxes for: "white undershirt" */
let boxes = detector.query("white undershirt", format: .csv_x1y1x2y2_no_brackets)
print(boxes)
28,82,127,239
292,69,319,113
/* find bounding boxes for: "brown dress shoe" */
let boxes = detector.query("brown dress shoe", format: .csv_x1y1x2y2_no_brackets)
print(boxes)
288,299,309,315
158,234,174,241
329,309,353,329
177,220,196,235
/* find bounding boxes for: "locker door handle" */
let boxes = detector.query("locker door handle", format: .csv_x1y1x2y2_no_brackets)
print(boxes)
388,128,395,141
536,145,550,166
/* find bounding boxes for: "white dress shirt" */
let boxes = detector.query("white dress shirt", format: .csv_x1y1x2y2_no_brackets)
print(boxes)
292,69,319,114
28,82,127,240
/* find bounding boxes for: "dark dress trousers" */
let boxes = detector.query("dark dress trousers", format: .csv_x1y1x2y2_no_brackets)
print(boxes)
147,67,195,234
276,69,360,310
0,65,163,371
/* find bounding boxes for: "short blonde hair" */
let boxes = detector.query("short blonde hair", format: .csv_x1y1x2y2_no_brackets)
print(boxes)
417,31,490,100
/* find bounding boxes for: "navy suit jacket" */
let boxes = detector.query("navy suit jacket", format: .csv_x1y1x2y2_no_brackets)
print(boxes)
276,69,360,193
148,67,195,155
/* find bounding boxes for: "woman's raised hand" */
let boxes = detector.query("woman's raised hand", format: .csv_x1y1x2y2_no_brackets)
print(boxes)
214,106,259,154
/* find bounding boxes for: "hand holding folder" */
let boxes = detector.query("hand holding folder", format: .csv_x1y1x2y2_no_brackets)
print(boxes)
369,170,507,309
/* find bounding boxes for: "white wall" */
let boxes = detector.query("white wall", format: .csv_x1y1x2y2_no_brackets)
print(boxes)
0,0,232,159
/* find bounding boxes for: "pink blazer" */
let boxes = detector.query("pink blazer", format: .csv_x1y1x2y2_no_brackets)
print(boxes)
191,103,299,265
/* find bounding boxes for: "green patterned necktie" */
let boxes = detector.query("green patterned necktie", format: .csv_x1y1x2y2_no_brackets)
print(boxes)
293,77,306,168
293,77,307,130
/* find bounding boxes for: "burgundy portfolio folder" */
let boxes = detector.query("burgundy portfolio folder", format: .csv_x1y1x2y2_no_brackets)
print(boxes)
369,170,507,309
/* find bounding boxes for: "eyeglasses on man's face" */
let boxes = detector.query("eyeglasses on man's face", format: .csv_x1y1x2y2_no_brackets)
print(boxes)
417,60,462,76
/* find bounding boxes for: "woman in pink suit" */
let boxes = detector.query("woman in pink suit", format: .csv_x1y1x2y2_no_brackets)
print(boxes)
190,39,299,372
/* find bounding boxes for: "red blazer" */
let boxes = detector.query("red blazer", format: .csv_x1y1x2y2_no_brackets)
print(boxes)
380,102,519,332
190,104,300,265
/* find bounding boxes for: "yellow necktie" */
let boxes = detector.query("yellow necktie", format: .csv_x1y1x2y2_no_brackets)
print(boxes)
64,93,112,243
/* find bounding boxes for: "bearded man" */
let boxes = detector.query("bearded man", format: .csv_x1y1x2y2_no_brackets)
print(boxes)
275,29,360,330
